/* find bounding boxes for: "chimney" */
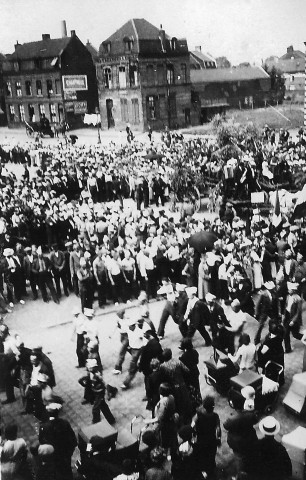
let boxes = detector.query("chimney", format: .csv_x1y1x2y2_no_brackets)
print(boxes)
61,20,67,38
14,41,21,51
287,45,294,54
42,34,50,41
195,46,202,52
159,24,166,52
70,30,76,37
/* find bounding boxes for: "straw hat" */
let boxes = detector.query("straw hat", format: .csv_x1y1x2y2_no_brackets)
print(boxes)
259,416,280,436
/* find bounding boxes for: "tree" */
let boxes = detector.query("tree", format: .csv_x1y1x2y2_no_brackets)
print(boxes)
262,64,286,104
215,56,231,68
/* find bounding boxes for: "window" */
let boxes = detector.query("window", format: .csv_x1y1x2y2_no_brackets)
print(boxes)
120,98,129,122
39,104,45,116
9,105,15,122
28,104,35,121
157,64,164,84
181,64,187,83
124,40,133,52
104,68,112,89
291,75,295,82
118,66,126,89
147,96,156,120
103,42,111,54
19,105,25,121
146,65,154,84
47,80,53,96
50,104,57,122
25,80,32,96
129,65,138,87
36,80,42,95
166,64,175,84
131,98,139,124
5,81,12,96
14,61,20,72
55,79,61,94
15,81,22,97
171,38,177,51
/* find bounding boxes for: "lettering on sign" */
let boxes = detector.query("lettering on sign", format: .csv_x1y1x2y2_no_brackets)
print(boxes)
62,75,88,91
74,101,88,114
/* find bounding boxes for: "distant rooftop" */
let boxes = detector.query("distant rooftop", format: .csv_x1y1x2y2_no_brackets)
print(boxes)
191,66,270,84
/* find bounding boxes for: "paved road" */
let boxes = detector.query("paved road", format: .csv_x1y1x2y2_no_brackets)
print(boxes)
1,290,306,479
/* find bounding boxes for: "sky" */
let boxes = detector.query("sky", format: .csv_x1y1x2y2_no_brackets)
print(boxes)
0,0,305,65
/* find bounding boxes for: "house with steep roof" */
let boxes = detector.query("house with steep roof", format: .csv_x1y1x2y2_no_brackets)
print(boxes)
190,46,217,69
96,18,195,131
264,46,305,102
2,28,98,128
191,66,271,123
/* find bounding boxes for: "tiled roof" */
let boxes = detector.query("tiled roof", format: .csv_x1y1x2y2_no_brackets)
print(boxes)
7,37,71,60
280,50,304,60
86,41,98,60
265,57,305,74
103,18,169,44
191,50,216,64
191,66,270,84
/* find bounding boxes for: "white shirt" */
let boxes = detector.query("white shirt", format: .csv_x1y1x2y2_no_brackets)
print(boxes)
229,344,256,371
127,326,144,349
31,364,42,386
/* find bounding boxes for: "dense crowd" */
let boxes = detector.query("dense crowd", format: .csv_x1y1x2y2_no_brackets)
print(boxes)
1,126,306,480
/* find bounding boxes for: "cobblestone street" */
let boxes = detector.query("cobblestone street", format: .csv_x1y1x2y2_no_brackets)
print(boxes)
1,290,306,478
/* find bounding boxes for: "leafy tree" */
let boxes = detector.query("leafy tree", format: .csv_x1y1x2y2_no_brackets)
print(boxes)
215,56,231,68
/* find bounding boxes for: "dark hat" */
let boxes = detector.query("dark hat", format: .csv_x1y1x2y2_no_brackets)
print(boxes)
178,425,193,442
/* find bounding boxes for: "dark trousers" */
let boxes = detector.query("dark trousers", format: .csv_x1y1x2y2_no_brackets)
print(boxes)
37,272,58,303
283,313,302,352
123,271,137,300
123,348,142,388
92,392,115,424
146,269,157,299
111,274,126,303
114,333,129,371
72,273,79,296
96,278,107,306
29,273,38,299
80,286,94,312
254,314,268,345
54,271,69,297
157,301,174,337
77,334,86,367
186,321,212,346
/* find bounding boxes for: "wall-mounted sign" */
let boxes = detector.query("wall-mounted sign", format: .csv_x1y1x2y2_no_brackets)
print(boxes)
65,102,74,112
74,101,87,114
64,90,77,100
62,75,88,91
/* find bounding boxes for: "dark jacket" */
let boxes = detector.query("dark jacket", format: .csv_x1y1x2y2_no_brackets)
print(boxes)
223,410,258,454
256,437,292,480
138,338,163,377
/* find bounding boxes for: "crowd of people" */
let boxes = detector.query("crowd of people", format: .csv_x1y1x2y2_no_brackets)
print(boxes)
1,125,306,480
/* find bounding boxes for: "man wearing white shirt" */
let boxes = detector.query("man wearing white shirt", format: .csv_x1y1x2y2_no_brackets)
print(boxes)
121,316,144,390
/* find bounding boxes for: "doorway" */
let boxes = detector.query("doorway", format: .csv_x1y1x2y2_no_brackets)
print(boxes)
106,99,115,128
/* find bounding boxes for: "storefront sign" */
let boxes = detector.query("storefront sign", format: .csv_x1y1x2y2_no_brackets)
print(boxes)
62,75,88,91
64,90,77,100
65,102,75,112
74,101,88,114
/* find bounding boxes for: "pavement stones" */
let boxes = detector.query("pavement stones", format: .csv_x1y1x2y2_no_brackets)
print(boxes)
2,294,306,479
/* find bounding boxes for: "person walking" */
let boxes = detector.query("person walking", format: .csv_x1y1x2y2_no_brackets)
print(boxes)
79,359,116,425
283,281,303,353
32,247,59,304
121,316,145,390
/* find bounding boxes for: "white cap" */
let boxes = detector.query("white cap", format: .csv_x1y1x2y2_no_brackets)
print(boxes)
185,287,197,297
84,308,94,317
205,293,216,303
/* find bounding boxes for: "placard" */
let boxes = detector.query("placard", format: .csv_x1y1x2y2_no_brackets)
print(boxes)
251,191,266,204
62,75,88,91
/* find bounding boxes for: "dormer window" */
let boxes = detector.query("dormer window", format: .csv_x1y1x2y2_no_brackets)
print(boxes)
123,36,133,52
171,38,177,51
14,61,20,72
103,42,111,54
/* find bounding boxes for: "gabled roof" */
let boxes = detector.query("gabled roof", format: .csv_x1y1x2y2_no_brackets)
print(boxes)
86,41,99,60
7,37,71,61
191,66,270,84
191,50,216,64
103,18,169,44
99,18,188,57
280,49,304,60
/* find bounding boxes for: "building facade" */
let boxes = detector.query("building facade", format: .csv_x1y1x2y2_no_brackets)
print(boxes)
191,66,271,123
264,46,305,103
96,18,195,131
3,30,98,128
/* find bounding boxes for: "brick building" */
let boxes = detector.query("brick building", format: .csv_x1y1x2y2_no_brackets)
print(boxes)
2,27,98,128
97,18,194,131
0,53,7,126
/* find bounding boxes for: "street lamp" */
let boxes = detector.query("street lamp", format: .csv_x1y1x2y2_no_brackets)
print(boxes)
95,106,101,144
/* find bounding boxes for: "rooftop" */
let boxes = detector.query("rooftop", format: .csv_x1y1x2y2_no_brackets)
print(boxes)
191,66,270,84
6,36,72,61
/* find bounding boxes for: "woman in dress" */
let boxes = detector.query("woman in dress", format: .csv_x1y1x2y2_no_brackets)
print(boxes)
178,338,202,414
